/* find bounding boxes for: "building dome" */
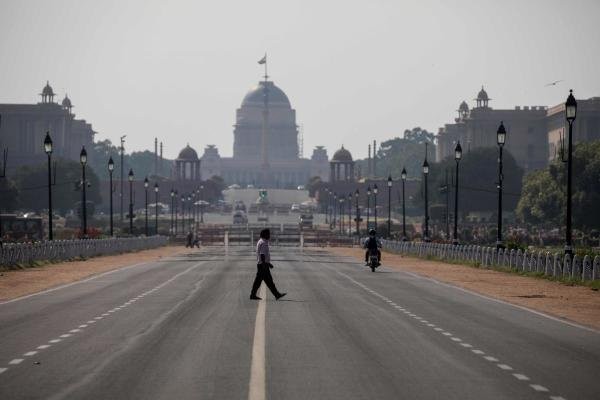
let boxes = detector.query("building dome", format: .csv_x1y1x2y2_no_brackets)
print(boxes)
477,86,489,101
177,144,199,160
62,94,72,108
241,81,291,108
458,100,469,112
42,81,55,97
332,146,353,162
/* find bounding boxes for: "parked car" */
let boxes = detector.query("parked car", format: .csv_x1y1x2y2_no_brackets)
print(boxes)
291,203,301,212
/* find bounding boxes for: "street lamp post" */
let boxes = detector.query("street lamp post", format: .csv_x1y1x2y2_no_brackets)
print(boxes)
108,157,115,236
333,193,337,229
496,122,506,249
564,90,577,256
387,175,392,238
44,132,53,240
366,186,371,230
80,147,88,237
187,195,192,232
128,169,134,234
355,189,360,236
144,177,149,236
199,185,205,223
170,189,175,235
324,189,329,224
174,190,179,235
373,184,378,230
453,142,462,245
181,194,185,233
401,168,407,241
339,197,344,234
348,193,352,237
423,158,430,242
120,135,126,222
191,192,196,232
154,183,159,235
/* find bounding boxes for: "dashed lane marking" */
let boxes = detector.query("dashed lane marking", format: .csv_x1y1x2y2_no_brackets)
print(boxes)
0,368,7,374
8,359,23,365
23,351,37,357
334,270,568,400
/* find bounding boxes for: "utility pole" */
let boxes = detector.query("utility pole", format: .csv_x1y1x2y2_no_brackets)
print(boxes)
120,135,126,222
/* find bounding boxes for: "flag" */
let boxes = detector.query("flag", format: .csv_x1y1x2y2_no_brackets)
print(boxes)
258,54,267,65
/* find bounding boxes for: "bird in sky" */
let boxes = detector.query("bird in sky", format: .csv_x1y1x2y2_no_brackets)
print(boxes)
545,80,563,87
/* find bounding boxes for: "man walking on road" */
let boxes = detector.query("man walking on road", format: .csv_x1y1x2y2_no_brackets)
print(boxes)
250,229,286,300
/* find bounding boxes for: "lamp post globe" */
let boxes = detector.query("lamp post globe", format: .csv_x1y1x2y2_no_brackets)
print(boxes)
44,132,53,154
564,90,577,255
497,121,506,146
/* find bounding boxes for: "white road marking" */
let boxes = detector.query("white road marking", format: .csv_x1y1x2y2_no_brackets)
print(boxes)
0,368,7,374
512,373,530,381
87,320,96,324
59,334,72,338
497,364,513,371
248,285,266,400
95,317,103,320
78,324,88,328
442,332,452,336
49,339,61,343
69,329,81,333
484,356,499,362
460,343,473,348
434,327,443,331
37,345,50,350
530,384,549,392
550,396,567,400
472,349,485,355
23,351,37,356
451,337,462,342
8,359,23,365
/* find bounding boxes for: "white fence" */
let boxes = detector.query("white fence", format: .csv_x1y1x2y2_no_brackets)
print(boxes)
382,240,600,282
0,236,168,266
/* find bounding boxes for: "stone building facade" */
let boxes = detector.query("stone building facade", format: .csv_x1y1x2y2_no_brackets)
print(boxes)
0,82,95,169
437,87,600,172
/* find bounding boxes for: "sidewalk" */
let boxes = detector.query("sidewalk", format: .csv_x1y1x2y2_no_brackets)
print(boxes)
0,245,191,302
328,247,600,331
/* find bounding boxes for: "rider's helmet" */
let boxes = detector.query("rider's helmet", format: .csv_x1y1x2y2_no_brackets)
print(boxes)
369,229,376,237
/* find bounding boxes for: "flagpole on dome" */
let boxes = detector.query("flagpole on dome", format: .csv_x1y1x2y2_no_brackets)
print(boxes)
258,53,268,81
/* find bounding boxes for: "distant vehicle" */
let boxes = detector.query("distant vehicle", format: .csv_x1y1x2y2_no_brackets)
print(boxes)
234,201,246,212
299,213,313,228
297,185,305,190
291,203,301,212
247,184,255,189
233,211,248,224
228,184,241,190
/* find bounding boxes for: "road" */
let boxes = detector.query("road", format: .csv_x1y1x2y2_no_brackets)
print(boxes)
0,247,598,400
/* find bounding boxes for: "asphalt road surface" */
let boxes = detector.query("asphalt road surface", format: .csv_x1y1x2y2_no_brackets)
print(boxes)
0,247,598,400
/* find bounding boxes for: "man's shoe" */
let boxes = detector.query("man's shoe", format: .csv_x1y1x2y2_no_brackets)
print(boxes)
275,293,287,300
250,295,262,300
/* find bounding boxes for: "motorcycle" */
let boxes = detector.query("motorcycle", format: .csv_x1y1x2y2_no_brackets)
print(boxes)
367,250,380,272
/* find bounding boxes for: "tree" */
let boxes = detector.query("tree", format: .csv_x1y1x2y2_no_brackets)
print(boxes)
0,177,19,212
403,127,435,144
306,176,323,197
13,159,102,214
420,147,524,215
517,140,600,230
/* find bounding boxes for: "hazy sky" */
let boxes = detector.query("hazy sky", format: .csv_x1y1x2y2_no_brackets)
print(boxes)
1,0,599,159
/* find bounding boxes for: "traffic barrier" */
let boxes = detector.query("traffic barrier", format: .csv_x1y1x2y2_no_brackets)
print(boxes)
381,240,598,282
0,236,168,267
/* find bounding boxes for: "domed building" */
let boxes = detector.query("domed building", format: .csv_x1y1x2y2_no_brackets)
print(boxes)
330,146,355,182
175,144,201,181
200,76,330,187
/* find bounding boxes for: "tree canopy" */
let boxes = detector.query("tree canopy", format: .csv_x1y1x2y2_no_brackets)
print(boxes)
517,140,600,230
418,147,524,215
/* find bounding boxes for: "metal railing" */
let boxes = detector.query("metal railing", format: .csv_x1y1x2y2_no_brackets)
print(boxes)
382,240,600,282
0,236,168,267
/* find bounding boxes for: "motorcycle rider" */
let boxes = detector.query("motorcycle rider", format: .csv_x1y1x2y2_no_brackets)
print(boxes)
363,229,382,266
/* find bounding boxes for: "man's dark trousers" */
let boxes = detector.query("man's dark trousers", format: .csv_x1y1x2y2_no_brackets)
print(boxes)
251,263,281,297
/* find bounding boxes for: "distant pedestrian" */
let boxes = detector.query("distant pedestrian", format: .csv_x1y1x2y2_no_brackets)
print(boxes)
186,231,193,248
250,229,286,300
